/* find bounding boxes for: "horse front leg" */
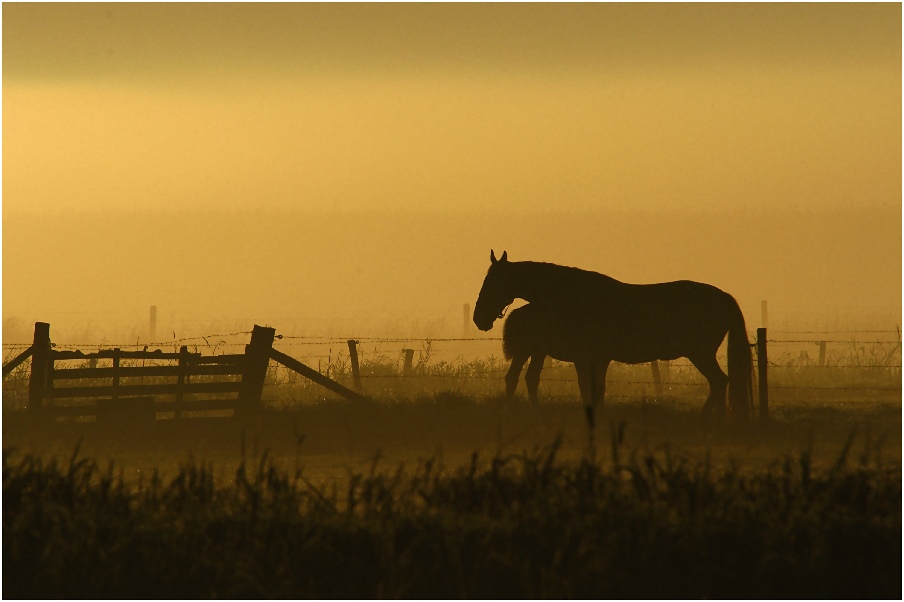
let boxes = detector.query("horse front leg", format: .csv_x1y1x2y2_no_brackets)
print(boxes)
505,353,530,402
524,353,547,409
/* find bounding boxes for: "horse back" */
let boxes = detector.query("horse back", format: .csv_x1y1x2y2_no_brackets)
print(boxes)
547,278,741,362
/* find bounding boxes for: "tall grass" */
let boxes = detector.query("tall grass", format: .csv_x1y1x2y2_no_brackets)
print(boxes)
261,338,901,405
4,335,900,412
4,436,900,599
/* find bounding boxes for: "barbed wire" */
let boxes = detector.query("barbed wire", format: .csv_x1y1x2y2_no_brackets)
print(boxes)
275,336,503,344
1,331,254,350
767,329,900,334
768,339,900,345
5,335,900,349
4,329,902,347
768,364,902,369
5,326,903,377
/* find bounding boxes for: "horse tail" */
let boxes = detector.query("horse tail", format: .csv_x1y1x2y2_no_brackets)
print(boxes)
727,298,754,421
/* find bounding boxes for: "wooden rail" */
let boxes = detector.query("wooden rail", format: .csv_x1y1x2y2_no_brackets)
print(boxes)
47,381,242,400
270,348,369,403
2,346,33,378
51,363,242,380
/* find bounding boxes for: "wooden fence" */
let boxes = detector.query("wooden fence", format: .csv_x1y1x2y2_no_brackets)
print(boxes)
3,321,769,423
2,322,366,423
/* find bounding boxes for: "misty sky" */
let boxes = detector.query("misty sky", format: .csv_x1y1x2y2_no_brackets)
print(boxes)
4,3,900,215
2,4,901,339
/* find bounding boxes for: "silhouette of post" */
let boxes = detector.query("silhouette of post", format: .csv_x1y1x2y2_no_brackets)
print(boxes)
175,345,189,419
111,349,121,401
149,305,157,343
757,328,768,422
818,341,826,368
237,325,275,416
28,322,51,415
347,340,362,393
402,349,414,376
650,361,663,397
463,303,470,337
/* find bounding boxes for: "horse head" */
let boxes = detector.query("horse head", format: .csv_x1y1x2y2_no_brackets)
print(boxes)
473,250,515,331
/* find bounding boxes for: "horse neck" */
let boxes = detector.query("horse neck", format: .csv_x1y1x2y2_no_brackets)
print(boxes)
507,261,574,303
507,261,619,304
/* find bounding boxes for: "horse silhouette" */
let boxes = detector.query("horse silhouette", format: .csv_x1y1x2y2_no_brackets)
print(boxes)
475,250,753,430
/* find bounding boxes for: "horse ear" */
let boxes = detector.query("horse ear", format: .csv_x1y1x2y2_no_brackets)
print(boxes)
490,250,497,264
500,250,508,262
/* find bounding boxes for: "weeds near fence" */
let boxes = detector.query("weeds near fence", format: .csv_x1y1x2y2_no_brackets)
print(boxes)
3,434,900,599
3,332,900,412
261,338,901,406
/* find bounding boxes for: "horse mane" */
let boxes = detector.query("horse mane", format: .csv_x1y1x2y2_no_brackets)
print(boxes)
510,261,623,303
525,260,621,281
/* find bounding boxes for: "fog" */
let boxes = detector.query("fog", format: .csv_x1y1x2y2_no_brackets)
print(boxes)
2,207,899,344
2,3,901,342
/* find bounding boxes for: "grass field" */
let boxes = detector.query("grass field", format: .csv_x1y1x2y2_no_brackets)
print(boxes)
3,389,902,598
3,335,901,598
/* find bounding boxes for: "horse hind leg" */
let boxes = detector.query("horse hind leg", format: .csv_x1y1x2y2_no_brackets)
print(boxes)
574,359,610,431
524,353,546,409
689,353,728,418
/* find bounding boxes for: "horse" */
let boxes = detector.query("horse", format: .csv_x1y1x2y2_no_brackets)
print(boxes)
475,250,753,431
502,303,564,408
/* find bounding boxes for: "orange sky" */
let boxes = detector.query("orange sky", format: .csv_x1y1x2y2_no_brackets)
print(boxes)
2,4,901,339
3,3,900,215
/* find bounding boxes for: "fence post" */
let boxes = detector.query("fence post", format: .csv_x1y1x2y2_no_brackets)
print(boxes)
402,349,415,376
111,349,121,402
650,361,663,397
757,328,768,422
28,322,51,415
347,340,362,393
818,341,826,368
237,325,276,416
176,345,189,419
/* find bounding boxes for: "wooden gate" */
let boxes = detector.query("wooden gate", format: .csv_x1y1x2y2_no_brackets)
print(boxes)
2,322,367,422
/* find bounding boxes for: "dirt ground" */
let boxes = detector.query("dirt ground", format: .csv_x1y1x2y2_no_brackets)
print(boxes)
4,394,900,488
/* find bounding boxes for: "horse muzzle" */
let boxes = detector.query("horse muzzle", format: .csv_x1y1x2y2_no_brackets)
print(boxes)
473,316,495,332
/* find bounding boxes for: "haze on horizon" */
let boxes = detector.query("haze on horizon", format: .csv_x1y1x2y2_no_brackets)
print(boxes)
2,4,901,341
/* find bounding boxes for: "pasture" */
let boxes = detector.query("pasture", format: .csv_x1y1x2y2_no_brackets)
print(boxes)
3,336,901,598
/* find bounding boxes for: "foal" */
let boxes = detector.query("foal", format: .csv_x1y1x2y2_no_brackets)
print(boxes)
502,303,570,408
